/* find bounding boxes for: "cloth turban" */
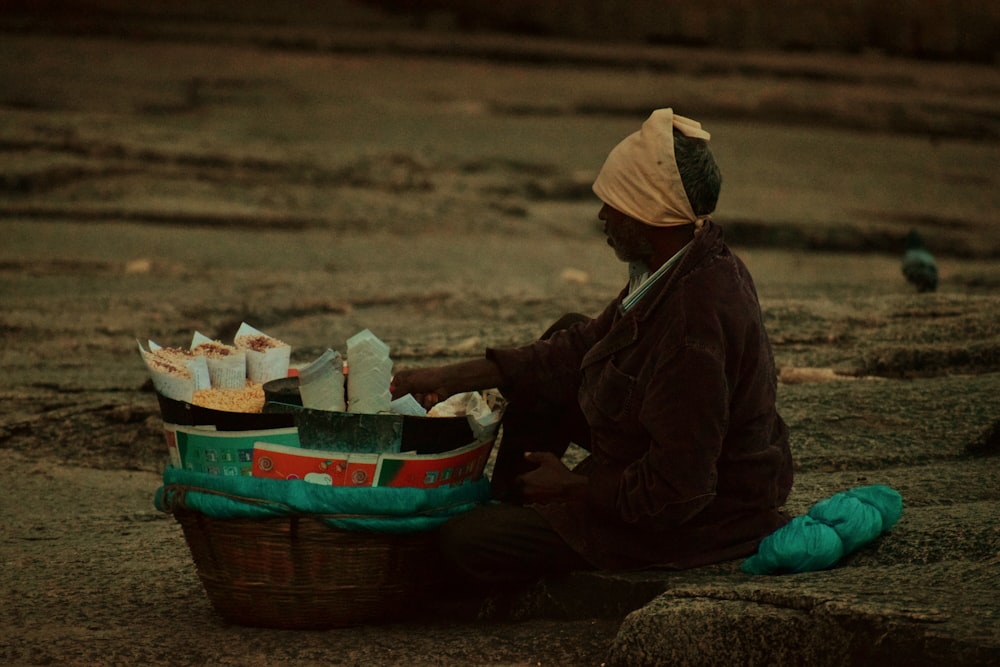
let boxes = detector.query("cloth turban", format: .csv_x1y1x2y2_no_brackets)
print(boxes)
592,108,711,227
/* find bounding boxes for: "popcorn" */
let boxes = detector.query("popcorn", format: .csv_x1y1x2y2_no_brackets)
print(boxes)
191,381,265,413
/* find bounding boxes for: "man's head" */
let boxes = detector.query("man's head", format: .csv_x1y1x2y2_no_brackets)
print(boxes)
672,128,722,218
599,204,655,263
592,109,722,226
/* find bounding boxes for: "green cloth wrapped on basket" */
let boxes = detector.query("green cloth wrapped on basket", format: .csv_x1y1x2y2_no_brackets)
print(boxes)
155,467,491,534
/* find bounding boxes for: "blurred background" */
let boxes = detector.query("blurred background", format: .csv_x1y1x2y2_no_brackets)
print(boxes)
4,0,998,62
374,0,1000,62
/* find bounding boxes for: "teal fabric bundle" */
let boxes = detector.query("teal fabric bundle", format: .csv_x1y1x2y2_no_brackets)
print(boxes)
155,467,491,534
741,484,903,575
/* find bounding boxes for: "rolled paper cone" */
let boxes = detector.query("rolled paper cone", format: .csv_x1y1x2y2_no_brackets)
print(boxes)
149,369,194,403
233,322,291,384
205,351,247,390
148,340,211,390
244,346,291,384
140,348,195,403
187,354,212,390
192,331,247,389
233,321,266,340
190,331,214,347
140,340,206,399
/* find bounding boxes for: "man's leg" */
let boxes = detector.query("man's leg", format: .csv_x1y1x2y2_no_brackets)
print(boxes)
437,503,592,585
444,313,594,585
490,313,593,501
489,402,566,500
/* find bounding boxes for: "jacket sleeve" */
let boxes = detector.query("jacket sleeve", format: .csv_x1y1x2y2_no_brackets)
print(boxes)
486,300,621,408
587,342,729,530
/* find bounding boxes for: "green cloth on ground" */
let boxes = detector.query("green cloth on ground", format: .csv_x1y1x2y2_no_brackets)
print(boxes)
741,484,904,575
155,467,491,534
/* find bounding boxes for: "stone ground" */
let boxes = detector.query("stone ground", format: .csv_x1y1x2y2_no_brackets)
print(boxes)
1,5,998,666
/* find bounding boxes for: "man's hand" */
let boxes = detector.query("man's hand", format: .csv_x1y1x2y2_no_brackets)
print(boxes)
516,451,588,505
390,358,505,410
390,367,447,409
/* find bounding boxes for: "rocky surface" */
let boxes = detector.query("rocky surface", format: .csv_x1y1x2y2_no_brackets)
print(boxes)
1,4,998,666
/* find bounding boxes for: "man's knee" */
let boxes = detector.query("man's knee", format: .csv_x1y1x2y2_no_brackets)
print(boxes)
436,504,590,585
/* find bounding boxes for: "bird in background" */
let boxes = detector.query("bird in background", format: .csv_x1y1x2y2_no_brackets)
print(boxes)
902,229,938,293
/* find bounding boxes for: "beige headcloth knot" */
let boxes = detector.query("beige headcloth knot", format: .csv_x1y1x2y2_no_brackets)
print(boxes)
592,108,710,227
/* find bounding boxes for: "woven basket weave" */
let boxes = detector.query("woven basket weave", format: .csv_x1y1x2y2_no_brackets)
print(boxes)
173,509,442,629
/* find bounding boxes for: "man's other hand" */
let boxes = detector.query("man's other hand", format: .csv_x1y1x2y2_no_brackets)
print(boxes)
517,451,588,504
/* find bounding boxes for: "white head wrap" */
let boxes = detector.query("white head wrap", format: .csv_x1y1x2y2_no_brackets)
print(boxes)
592,108,712,227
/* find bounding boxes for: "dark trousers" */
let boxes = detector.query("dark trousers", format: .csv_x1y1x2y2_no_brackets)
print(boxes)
437,503,592,585
437,313,595,585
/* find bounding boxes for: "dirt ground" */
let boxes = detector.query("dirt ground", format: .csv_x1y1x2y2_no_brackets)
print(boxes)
1,7,999,666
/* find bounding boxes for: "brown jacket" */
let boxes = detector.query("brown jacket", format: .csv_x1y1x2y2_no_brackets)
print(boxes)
488,221,793,569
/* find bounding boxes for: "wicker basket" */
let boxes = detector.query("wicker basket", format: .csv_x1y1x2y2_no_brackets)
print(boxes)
173,509,444,629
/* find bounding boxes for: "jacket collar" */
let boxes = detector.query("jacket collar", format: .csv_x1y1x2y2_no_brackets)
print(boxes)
581,221,724,368
631,220,722,322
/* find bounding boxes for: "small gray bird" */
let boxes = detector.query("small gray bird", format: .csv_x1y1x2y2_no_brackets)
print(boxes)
902,230,937,293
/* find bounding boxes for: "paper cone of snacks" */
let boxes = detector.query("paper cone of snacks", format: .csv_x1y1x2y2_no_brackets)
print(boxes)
139,324,287,415
234,322,291,385
191,331,247,390
139,340,211,403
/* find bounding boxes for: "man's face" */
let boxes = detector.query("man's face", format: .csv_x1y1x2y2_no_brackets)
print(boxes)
599,204,654,264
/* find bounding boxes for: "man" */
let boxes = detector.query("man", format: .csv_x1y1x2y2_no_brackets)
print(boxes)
391,108,793,584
